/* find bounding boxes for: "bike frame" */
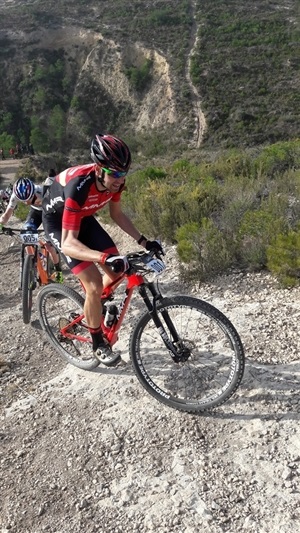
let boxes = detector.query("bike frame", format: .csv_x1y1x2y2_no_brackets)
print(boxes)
1,227,53,288
60,267,182,358
60,271,146,346
21,239,51,287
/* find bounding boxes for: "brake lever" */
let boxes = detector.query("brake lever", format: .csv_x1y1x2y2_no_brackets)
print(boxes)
1,227,13,236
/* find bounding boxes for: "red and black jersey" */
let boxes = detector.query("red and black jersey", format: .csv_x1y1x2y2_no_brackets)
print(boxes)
42,163,123,231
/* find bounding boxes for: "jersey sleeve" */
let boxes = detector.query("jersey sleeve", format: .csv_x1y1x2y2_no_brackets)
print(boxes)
62,197,83,231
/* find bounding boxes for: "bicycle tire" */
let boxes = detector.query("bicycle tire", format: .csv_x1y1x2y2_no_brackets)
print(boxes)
37,284,99,370
129,295,245,413
22,253,35,324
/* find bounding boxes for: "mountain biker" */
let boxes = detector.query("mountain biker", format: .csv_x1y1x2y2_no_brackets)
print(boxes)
0,177,63,282
42,132,163,366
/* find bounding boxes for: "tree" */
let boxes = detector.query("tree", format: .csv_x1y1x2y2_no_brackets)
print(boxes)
48,105,66,148
30,127,49,153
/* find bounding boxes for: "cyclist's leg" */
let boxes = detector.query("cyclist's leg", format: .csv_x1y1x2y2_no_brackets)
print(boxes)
42,214,121,363
45,242,60,265
76,263,103,325
73,217,119,325
73,218,122,364
29,210,62,279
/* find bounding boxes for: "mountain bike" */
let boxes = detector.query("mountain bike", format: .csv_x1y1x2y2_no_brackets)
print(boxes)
1,226,57,324
37,249,245,413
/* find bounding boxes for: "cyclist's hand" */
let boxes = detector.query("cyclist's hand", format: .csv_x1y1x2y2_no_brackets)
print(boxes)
145,240,164,256
105,254,129,273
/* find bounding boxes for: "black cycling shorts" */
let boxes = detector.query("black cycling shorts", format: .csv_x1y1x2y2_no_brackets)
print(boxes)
42,213,119,275
24,208,43,230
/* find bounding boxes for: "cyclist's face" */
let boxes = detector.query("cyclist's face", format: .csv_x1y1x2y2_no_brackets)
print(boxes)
102,170,126,192
24,195,39,206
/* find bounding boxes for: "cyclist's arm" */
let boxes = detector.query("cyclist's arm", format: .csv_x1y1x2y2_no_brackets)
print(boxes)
0,206,14,225
61,228,106,262
109,200,142,242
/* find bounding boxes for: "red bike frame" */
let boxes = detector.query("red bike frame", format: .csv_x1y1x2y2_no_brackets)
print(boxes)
59,271,145,346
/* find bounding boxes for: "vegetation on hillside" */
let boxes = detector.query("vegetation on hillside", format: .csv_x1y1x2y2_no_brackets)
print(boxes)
0,0,298,156
192,0,299,148
121,139,300,287
2,139,300,287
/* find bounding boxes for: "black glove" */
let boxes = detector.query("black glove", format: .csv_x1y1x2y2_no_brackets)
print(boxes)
105,255,129,273
145,240,164,255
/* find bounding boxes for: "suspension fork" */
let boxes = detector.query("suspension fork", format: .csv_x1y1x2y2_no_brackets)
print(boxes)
138,283,181,358
19,244,26,289
20,244,38,288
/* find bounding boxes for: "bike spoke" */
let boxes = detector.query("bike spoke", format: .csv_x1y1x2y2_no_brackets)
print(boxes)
130,297,244,412
38,285,99,370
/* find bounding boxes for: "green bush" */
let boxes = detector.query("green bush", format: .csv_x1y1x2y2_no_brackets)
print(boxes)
267,228,300,287
125,59,153,92
238,208,286,269
176,218,231,282
15,160,42,181
254,140,300,178
14,203,30,222
30,127,50,153
124,172,222,242
119,142,300,284
0,132,15,154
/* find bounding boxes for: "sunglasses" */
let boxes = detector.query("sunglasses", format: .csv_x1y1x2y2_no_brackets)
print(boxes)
103,167,127,179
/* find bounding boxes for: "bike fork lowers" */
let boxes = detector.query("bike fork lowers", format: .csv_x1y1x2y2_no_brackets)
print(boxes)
138,284,181,360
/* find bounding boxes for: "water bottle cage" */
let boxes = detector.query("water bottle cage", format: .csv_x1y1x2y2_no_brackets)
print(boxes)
103,304,118,328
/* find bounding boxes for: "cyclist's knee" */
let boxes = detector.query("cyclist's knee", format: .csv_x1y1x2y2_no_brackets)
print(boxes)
84,279,103,298
78,268,103,298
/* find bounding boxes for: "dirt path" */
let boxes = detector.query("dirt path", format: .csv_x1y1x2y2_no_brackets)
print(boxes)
0,158,25,185
186,0,207,147
0,162,300,532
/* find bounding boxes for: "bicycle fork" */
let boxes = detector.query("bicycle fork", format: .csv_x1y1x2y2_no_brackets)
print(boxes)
138,283,187,363
19,244,38,290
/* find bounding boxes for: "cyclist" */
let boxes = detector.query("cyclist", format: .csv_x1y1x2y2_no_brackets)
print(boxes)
42,132,163,366
0,177,63,282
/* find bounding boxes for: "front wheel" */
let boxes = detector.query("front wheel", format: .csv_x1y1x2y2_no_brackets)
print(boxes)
22,253,36,324
37,284,99,370
129,296,245,413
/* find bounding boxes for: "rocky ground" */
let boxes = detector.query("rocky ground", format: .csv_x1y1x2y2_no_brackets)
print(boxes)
0,160,300,533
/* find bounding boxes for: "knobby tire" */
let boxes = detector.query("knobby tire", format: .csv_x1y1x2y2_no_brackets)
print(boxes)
22,253,35,324
37,284,99,370
129,295,245,413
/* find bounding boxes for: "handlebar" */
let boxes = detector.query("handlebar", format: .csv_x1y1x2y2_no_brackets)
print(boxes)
0,226,44,236
126,249,166,275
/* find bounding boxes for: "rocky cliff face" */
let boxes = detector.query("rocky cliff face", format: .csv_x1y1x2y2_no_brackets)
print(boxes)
1,0,298,152
1,21,203,150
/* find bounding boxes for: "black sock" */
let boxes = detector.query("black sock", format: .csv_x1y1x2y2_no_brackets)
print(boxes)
88,326,104,351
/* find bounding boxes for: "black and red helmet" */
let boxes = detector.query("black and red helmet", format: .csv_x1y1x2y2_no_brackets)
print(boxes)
90,133,131,173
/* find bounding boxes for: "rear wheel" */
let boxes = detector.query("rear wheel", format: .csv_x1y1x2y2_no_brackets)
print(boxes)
37,284,99,370
22,253,35,324
129,296,245,413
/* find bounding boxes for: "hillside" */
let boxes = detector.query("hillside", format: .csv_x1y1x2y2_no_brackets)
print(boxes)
0,0,298,158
